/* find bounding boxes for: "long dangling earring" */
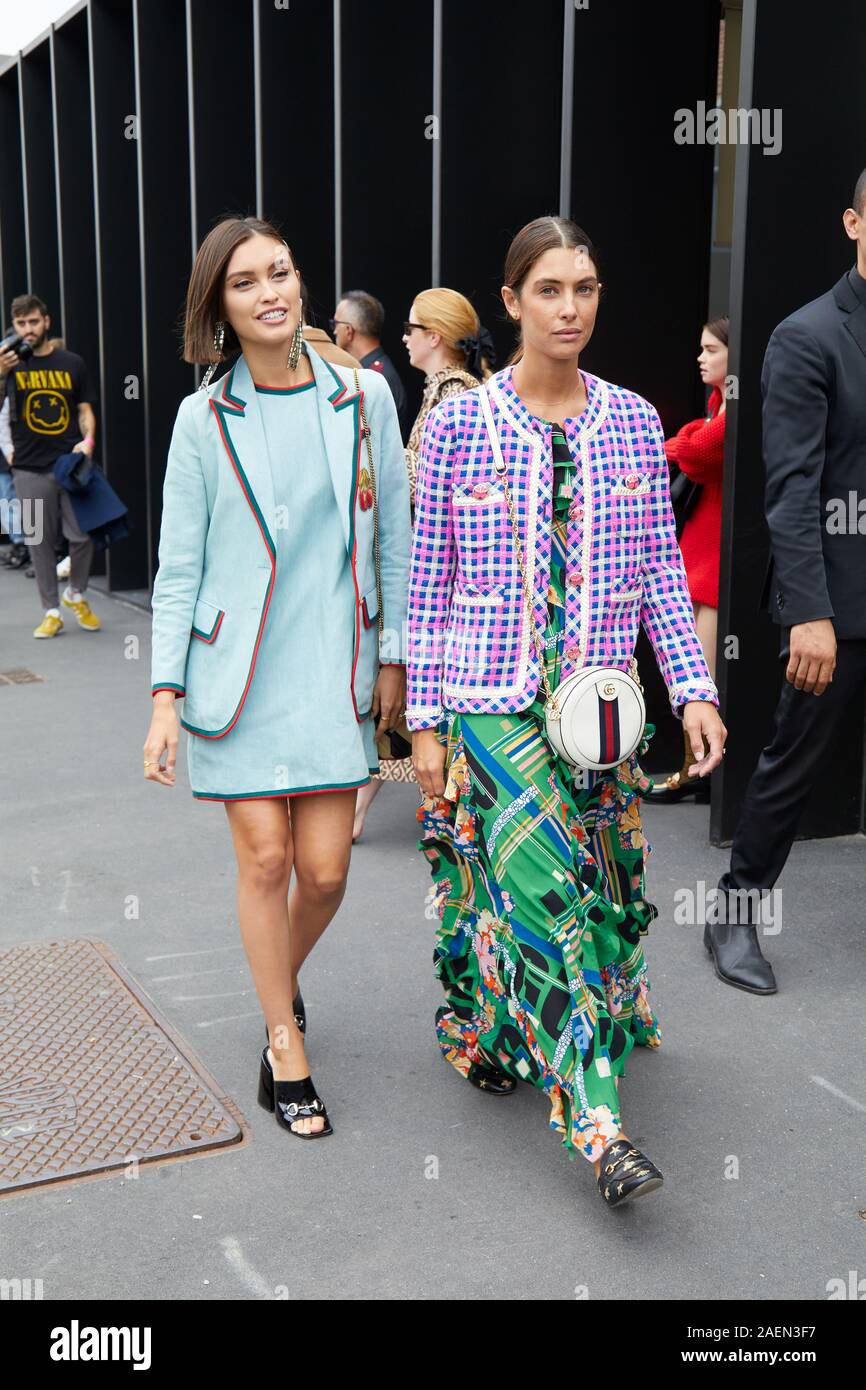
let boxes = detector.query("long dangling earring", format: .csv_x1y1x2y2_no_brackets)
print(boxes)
286,311,303,371
198,321,225,392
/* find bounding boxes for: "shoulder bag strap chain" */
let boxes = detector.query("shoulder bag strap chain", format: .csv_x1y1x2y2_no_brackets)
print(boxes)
478,384,642,705
353,367,384,638
478,385,560,718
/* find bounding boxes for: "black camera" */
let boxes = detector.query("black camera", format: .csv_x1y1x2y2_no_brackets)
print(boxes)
0,330,33,363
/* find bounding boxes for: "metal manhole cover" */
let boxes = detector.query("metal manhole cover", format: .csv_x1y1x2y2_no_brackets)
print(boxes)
0,669,43,685
0,939,246,1195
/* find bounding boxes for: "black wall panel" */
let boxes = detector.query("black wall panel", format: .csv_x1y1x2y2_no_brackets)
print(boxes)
440,0,563,373
0,69,27,331
135,0,194,589
188,0,256,243
89,0,145,590
52,12,99,398
20,41,62,325
340,0,434,423
258,0,337,333
714,0,866,843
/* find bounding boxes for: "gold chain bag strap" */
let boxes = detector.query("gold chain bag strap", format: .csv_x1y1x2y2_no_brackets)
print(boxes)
477,383,646,772
353,368,412,761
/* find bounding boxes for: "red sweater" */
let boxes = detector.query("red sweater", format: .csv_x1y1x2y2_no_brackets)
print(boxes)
665,386,725,607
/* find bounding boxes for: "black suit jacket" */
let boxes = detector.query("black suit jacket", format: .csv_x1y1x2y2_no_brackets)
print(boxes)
358,347,410,443
760,266,866,637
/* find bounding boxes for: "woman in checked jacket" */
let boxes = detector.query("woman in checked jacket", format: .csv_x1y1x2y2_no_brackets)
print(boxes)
407,217,727,1207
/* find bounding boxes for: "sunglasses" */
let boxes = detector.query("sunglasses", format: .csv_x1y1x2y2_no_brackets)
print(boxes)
328,318,352,334
403,321,429,335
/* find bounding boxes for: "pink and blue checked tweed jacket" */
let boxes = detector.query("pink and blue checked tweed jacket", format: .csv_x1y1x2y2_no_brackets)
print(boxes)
406,364,719,731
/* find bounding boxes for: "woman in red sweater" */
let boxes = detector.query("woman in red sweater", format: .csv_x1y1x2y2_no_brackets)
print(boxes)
651,315,728,802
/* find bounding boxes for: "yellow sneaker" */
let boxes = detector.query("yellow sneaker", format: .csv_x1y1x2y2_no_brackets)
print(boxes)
61,594,101,631
34,613,64,639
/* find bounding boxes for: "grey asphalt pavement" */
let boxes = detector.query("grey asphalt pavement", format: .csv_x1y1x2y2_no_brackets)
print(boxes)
1,560,865,1300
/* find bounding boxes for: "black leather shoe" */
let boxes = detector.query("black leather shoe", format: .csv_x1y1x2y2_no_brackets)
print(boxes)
467,1060,517,1095
597,1139,664,1207
264,990,306,1046
704,920,777,994
257,1046,333,1138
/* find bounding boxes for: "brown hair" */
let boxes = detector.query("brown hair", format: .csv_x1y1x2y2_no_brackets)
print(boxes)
704,314,729,346
412,287,493,380
182,215,294,365
11,294,49,320
503,216,601,366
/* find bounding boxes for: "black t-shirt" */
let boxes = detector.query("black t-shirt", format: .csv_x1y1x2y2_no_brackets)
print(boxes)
4,347,97,472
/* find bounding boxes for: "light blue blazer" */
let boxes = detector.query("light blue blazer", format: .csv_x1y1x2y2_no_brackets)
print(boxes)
150,344,412,739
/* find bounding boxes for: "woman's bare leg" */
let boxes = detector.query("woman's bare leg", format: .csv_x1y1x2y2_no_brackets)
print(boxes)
224,798,323,1134
353,777,383,841
287,788,356,981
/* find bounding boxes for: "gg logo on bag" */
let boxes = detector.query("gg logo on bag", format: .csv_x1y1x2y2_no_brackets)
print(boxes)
603,682,616,695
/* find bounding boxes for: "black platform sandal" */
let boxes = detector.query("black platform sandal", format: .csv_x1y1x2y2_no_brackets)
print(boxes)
264,990,306,1046
596,1138,663,1206
257,1046,333,1138
467,1060,518,1096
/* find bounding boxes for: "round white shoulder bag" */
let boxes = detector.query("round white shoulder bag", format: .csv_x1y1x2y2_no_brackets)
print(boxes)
543,663,646,771
478,384,646,772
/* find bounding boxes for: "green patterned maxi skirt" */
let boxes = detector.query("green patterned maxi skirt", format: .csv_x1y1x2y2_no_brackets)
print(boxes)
417,421,662,1165
417,704,661,1163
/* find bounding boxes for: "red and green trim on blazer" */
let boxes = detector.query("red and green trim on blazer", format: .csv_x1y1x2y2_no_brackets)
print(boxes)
179,364,277,740
190,608,225,643
321,357,407,719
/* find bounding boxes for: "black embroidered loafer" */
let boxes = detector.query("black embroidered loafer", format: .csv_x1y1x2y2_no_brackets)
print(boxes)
597,1138,664,1207
467,1060,518,1096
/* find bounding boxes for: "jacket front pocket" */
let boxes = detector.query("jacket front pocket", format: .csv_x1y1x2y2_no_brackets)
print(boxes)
361,585,379,630
190,596,225,644
452,497,506,590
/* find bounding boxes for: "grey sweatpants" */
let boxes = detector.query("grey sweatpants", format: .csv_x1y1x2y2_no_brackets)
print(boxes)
10,467,93,612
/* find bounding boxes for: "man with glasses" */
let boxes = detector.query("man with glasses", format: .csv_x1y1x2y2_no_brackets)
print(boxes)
331,290,410,441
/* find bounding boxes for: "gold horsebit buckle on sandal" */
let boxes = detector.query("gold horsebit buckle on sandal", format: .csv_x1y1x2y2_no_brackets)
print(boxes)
278,1097,324,1120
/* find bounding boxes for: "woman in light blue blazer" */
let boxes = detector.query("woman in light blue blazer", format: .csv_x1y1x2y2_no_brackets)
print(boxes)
143,216,411,1138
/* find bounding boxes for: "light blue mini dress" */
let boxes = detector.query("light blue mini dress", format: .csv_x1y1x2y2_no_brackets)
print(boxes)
187,379,379,801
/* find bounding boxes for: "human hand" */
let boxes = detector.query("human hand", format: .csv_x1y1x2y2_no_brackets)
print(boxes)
372,664,406,738
143,697,180,786
412,729,447,798
682,701,727,777
0,346,20,373
787,619,836,695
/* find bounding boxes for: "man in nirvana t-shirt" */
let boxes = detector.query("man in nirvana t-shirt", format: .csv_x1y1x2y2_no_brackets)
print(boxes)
0,293,101,638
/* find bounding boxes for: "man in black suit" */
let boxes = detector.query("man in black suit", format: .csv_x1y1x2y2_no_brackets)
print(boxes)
706,169,866,994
